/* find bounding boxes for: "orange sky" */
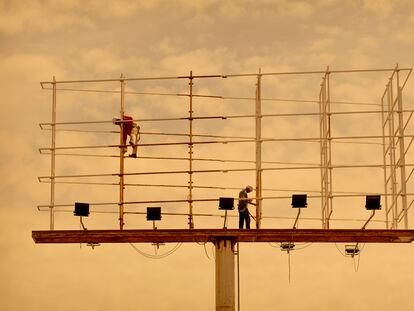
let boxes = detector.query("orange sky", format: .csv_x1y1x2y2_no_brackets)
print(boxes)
1,1,414,310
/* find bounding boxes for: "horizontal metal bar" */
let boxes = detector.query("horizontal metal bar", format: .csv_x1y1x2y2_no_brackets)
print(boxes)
32,229,414,244
37,134,414,153
38,164,414,181
38,110,414,128
41,86,378,106
40,68,413,85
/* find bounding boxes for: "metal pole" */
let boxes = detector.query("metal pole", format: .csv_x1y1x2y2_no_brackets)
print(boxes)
320,73,330,228
119,75,125,230
255,69,262,229
326,69,333,227
188,71,194,229
381,95,390,228
215,239,235,311
388,78,398,228
396,67,408,228
50,76,56,230
319,82,324,228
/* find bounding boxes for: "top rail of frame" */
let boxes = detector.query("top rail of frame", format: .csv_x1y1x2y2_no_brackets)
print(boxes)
40,68,413,87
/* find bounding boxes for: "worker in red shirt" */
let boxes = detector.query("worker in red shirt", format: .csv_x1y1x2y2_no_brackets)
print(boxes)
113,115,140,158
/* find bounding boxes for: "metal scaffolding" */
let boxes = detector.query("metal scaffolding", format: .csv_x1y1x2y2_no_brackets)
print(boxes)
381,65,412,228
38,66,414,231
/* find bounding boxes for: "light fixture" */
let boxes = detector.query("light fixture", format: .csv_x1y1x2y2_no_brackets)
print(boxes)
74,202,89,217
147,207,162,221
280,242,295,252
291,194,307,208
219,197,234,210
345,245,360,257
219,197,234,229
365,195,381,210
74,202,89,231
291,194,307,229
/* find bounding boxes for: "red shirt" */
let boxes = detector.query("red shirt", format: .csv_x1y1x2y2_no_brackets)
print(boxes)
122,115,134,136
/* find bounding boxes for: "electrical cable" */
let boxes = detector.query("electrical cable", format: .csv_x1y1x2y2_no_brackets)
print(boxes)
40,85,380,106
129,242,182,259
288,250,292,283
334,243,348,258
204,243,211,260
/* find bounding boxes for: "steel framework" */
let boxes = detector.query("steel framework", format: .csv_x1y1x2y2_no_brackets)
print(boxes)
38,66,413,231
35,66,414,311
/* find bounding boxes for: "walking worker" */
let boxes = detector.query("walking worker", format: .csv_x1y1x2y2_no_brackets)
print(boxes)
238,185,256,229
113,115,140,158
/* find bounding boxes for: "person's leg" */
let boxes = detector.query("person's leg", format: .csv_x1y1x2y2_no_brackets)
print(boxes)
245,210,251,229
239,212,244,229
129,127,139,157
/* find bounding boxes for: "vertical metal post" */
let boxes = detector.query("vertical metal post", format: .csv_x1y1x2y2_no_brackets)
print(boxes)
188,71,194,229
215,239,235,311
319,68,333,229
396,67,408,228
326,69,333,226
50,76,57,230
119,75,125,230
319,81,324,228
255,69,262,229
388,78,398,228
322,77,329,228
380,95,390,228
319,72,331,229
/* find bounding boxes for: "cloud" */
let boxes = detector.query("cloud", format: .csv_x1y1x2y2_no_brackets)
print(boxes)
362,0,396,17
0,0,160,35
159,47,238,74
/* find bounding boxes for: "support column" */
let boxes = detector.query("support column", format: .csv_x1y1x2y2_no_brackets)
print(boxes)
119,75,125,230
50,76,57,230
215,239,235,311
319,68,333,229
387,79,398,228
188,71,194,229
396,67,408,228
255,70,262,229
380,94,390,228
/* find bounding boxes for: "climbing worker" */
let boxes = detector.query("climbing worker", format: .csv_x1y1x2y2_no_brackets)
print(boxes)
112,115,140,158
238,185,256,229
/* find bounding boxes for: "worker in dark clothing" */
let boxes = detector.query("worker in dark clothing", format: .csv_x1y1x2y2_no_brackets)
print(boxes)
238,185,255,229
113,115,140,158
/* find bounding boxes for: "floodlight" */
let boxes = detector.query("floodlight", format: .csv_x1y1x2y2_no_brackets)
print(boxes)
292,194,307,208
280,242,295,251
147,207,162,221
219,197,234,210
365,195,381,210
345,245,360,257
74,202,90,217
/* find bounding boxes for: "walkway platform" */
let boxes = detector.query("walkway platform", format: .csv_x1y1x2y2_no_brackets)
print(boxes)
32,229,414,244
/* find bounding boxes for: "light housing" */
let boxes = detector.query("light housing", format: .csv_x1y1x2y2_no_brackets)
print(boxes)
365,195,381,210
291,194,307,208
147,207,162,221
219,197,234,210
74,202,90,217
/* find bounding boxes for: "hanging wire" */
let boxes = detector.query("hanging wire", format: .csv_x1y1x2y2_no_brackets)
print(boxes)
334,243,348,258
129,242,182,259
287,250,292,283
196,242,212,260
40,85,380,106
